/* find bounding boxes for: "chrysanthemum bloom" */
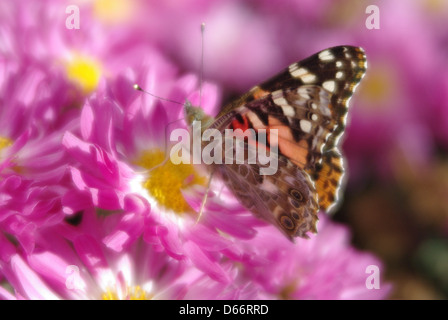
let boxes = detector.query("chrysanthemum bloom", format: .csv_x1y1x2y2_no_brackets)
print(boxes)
0,206,260,300
0,0,164,97
0,55,82,254
61,57,270,282
234,213,392,300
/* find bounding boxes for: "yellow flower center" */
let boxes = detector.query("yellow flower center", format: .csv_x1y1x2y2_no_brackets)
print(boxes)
0,136,23,174
324,0,362,27
134,149,206,215
94,0,135,24
277,276,301,300
102,285,150,300
0,136,12,151
358,63,398,109
423,0,448,14
65,55,102,94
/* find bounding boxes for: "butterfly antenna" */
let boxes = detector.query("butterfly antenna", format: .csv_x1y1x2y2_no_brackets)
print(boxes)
199,22,205,108
133,83,186,175
195,22,212,225
133,84,185,106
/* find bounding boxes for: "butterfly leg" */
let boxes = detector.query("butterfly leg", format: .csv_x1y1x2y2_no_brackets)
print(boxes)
195,169,215,224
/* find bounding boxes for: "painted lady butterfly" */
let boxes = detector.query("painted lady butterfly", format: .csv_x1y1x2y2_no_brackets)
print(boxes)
185,46,367,241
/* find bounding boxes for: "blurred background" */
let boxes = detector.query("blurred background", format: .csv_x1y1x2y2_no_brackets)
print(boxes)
132,0,448,299
3,0,448,299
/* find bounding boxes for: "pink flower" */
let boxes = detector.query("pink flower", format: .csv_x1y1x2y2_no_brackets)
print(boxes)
124,0,359,90
0,55,80,255
60,56,267,282
236,213,392,300
0,0,166,97
295,0,446,187
0,216,259,300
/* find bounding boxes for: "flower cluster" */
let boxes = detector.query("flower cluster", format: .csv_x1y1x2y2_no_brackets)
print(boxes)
0,1,392,300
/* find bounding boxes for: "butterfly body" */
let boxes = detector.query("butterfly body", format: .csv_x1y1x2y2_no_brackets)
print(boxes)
186,46,367,241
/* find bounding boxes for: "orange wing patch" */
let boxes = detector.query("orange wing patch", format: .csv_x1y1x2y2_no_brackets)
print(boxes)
267,116,309,169
308,151,344,212
251,86,271,100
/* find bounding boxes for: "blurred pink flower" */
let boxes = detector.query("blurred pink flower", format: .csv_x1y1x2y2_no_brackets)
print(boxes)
432,73,448,147
330,0,444,183
130,0,364,91
0,0,169,97
237,213,392,300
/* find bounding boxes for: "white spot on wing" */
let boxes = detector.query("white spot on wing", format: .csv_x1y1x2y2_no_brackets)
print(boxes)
336,71,344,79
301,73,317,84
291,67,307,78
318,50,334,61
336,61,343,68
288,63,299,73
273,96,288,106
323,80,336,93
297,87,310,99
300,120,312,133
290,66,317,84
260,179,277,193
271,89,283,100
271,90,296,117
311,114,318,121
281,105,295,117
246,111,265,129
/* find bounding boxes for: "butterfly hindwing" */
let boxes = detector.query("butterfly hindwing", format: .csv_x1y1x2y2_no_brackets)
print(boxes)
218,153,319,241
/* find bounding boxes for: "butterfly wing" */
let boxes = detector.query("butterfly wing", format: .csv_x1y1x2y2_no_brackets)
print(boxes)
214,45,366,213
203,46,366,239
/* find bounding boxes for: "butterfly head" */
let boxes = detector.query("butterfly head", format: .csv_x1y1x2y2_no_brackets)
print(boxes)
184,100,214,130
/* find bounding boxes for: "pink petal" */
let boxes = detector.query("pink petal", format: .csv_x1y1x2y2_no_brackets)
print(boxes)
73,235,109,277
28,251,81,291
10,255,60,300
183,241,230,284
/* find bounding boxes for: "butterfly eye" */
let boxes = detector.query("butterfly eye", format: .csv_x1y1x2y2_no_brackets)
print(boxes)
289,188,304,202
280,215,295,230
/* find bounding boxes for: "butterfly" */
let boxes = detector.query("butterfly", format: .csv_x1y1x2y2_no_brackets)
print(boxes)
185,46,367,241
